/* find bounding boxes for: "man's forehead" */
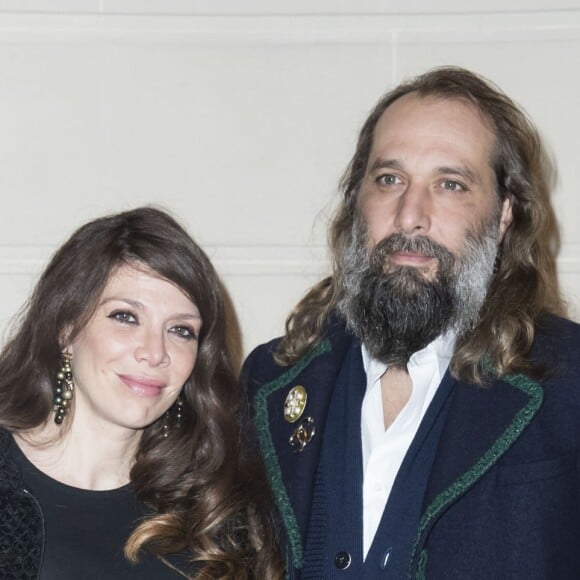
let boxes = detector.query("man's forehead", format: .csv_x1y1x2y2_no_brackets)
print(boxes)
373,92,491,137
367,93,495,173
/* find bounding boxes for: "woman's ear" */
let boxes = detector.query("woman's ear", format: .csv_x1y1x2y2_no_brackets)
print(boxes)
58,325,73,352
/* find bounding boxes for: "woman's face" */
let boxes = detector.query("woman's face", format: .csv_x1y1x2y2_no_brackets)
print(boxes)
65,264,202,435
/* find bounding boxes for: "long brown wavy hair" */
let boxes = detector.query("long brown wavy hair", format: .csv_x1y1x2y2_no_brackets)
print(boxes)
0,207,282,578
276,66,565,384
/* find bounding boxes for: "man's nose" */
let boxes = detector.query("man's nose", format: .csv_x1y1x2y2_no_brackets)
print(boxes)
393,182,432,235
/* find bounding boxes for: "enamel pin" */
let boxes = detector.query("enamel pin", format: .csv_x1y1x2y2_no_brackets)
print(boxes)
289,417,316,454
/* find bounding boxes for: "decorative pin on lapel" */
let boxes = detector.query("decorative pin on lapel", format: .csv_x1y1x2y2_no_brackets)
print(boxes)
289,416,316,454
284,385,307,423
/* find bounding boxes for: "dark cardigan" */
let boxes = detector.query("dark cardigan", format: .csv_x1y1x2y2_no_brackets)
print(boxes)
0,429,43,580
244,314,580,579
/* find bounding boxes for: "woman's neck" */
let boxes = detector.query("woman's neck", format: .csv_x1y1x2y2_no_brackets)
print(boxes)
14,417,141,491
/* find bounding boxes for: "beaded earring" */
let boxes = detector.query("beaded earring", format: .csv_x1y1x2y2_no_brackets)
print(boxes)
162,395,184,438
54,352,74,425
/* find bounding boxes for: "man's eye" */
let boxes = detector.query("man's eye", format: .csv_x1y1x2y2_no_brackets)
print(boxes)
170,326,197,341
442,180,465,192
108,311,137,324
377,174,402,186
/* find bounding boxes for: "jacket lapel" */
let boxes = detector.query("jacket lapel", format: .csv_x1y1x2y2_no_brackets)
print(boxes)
252,324,354,571
409,372,544,578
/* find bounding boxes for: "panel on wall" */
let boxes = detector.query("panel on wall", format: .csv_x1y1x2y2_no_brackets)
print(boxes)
0,9,578,354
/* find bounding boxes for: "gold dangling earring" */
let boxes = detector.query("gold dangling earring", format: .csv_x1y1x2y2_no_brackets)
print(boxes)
162,394,184,438
175,395,184,427
54,352,74,425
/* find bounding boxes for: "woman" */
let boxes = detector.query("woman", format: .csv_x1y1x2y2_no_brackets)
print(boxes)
0,207,281,579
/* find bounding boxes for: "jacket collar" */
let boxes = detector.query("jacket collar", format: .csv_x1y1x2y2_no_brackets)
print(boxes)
409,372,544,578
252,317,354,570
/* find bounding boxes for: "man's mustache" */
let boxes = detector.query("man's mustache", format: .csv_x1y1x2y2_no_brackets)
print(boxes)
369,234,454,273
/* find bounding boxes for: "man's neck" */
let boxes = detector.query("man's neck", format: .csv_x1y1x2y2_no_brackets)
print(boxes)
362,331,457,431
380,366,412,430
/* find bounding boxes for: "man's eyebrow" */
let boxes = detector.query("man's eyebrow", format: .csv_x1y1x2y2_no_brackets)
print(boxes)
367,158,404,174
367,159,482,185
436,165,480,184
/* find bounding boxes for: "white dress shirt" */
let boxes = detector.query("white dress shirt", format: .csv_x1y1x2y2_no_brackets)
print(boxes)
360,333,456,558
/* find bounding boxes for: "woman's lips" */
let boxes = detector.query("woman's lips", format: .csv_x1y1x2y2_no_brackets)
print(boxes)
118,374,166,397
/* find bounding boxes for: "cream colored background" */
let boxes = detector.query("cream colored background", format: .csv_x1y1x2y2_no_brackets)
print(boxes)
0,1,578,354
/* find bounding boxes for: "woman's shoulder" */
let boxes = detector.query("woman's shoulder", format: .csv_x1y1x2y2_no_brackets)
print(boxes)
0,428,43,580
0,428,27,491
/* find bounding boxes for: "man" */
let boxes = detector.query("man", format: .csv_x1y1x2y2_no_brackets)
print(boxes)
243,67,580,579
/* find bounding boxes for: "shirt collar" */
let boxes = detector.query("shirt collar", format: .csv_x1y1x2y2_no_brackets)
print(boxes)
361,331,457,389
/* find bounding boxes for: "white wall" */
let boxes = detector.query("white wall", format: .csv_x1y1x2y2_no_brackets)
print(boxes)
0,1,578,355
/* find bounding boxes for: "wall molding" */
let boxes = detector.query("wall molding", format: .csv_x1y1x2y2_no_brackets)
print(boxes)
1,0,580,16
0,11,578,45
0,243,578,278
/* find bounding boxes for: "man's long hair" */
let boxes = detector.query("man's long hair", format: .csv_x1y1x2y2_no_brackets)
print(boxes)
275,66,564,384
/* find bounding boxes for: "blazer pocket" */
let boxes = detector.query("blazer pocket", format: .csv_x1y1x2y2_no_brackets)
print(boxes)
496,453,576,486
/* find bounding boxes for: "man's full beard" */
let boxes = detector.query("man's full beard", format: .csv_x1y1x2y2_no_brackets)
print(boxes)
336,214,500,367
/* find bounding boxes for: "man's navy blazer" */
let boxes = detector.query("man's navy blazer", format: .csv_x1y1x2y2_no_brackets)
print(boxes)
243,314,580,579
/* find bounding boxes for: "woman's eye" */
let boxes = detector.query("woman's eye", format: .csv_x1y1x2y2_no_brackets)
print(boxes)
170,325,197,341
108,311,137,324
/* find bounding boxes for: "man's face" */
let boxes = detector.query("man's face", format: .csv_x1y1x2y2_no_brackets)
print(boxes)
358,93,512,279
336,93,514,366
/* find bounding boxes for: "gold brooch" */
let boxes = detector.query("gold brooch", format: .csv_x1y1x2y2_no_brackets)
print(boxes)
289,417,316,454
283,385,308,423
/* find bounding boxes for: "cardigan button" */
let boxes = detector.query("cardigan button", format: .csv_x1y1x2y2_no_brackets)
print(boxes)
380,547,392,570
334,551,351,569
